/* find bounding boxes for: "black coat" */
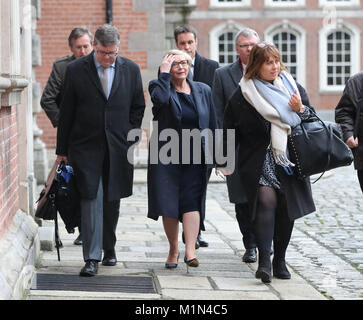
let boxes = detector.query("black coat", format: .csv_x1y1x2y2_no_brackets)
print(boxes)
223,86,316,221
56,52,146,201
335,71,363,170
147,73,218,230
193,52,219,88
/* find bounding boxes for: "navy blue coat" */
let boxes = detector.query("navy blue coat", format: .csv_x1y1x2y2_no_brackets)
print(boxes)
147,73,218,230
56,53,146,201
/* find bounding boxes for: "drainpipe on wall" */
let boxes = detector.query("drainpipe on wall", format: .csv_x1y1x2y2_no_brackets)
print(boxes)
106,0,113,25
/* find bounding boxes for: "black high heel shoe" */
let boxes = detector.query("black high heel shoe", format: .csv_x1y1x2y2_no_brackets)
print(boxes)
184,256,199,273
165,253,180,269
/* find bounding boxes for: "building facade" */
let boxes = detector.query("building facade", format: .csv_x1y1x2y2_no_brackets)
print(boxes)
0,0,40,299
169,0,362,117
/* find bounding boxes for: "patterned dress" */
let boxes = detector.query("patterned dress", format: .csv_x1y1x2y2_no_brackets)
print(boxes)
259,107,310,189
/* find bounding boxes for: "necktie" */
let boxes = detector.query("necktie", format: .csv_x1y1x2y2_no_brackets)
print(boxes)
100,67,108,98
188,65,194,80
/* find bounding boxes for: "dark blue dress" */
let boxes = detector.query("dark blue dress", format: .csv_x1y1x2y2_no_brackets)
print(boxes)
177,92,204,215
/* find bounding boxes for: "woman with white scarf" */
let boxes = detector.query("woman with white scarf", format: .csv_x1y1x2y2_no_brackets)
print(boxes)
221,42,316,283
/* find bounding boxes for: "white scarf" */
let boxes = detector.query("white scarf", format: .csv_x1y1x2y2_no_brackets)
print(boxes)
240,71,300,167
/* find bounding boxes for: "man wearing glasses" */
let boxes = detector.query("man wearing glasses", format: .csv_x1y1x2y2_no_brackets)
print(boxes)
40,27,93,246
212,28,260,264
56,24,146,277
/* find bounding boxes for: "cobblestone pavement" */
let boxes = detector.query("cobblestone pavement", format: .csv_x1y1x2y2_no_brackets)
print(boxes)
208,164,363,300
28,165,363,300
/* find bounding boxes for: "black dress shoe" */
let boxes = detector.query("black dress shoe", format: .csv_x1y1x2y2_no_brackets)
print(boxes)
272,259,291,279
73,234,82,246
197,234,209,247
242,248,257,263
80,260,98,277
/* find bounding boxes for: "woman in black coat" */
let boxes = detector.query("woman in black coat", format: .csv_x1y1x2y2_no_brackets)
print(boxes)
148,49,217,271
221,42,315,283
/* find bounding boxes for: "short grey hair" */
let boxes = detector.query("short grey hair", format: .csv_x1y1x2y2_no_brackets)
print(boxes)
167,49,193,66
68,27,93,47
94,24,120,46
234,28,260,44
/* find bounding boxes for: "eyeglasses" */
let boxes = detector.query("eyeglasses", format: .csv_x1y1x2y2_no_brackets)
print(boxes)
171,60,188,68
236,43,256,49
96,49,118,57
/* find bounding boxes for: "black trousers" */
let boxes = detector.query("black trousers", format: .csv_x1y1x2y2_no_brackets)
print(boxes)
235,202,256,250
357,170,363,193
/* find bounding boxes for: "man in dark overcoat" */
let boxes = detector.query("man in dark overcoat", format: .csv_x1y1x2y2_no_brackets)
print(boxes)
212,28,260,263
40,27,93,246
335,71,363,192
174,25,220,247
56,24,146,276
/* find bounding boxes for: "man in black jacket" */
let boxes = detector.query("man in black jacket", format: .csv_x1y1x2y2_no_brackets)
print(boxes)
212,28,260,263
56,24,145,276
174,25,220,248
40,27,93,246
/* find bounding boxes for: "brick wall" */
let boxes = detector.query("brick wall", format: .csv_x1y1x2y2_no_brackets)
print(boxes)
0,106,19,238
36,0,148,148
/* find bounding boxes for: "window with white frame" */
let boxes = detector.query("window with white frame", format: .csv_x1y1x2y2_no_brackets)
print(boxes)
319,0,360,7
272,32,298,80
210,0,251,8
319,22,360,92
326,31,351,86
265,0,305,7
218,32,238,65
265,21,306,86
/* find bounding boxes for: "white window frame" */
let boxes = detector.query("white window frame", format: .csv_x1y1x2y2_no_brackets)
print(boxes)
264,0,306,8
319,20,360,93
264,20,306,87
210,0,251,9
209,20,245,65
319,0,360,8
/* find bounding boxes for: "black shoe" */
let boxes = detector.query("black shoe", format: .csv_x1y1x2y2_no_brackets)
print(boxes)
242,248,257,263
165,253,180,269
73,234,82,246
255,268,272,283
255,250,272,283
197,234,209,247
102,251,117,266
182,231,200,249
80,260,98,277
272,259,291,279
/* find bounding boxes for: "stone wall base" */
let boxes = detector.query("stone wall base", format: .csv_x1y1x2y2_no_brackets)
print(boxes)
0,210,39,300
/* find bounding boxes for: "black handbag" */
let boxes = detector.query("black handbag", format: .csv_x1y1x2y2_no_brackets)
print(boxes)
35,161,80,260
288,110,353,181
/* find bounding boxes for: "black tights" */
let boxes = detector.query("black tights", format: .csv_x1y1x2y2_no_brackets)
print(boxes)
254,186,294,259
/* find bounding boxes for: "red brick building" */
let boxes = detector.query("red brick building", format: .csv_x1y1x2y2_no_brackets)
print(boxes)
166,0,363,119
37,0,363,149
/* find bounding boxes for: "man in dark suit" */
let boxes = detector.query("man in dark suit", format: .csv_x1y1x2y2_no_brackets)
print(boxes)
212,28,260,263
40,27,93,246
174,25,220,248
56,24,146,276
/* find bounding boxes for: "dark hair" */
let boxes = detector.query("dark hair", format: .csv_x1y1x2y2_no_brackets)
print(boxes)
244,42,288,80
68,27,93,47
94,24,120,46
174,25,197,43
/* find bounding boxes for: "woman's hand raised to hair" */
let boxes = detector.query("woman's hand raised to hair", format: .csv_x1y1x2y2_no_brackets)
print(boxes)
160,54,175,74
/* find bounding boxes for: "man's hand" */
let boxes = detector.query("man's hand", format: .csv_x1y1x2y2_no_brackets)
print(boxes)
56,155,68,164
346,136,358,148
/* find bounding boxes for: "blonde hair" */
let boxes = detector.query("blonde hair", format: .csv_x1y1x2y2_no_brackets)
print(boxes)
244,42,288,80
167,49,193,66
